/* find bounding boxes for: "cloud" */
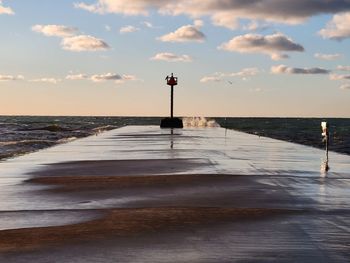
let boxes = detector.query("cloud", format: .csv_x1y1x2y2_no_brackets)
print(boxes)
91,73,122,82
121,74,137,81
74,0,152,15
158,23,205,43
31,24,109,53
314,53,342,60
74,0,350,29
90,73,137,84
0,1,14,15
32,25,78,37
329,73,350,80
105,25,111,31
337,65,350,71
65,73,137,83
141,21,162,29
0,75,23,81
29,78,61,84
61,35,110,52
120,25,140,34
218,33,304,60
201,67,259,83
200,76,222,83
151,52,192,62
271,65,330,75
340,83,350,90
243,20,270,32
66,74,89,80
270,53,289,61
319,12,350,40
210,11,239,30
194,19,204,28
142,21,153,28
161,0,350,25
243,21,270,32
73,2,103,13
228,68,259,78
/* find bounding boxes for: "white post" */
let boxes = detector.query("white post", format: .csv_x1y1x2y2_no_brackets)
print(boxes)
321,122,330,172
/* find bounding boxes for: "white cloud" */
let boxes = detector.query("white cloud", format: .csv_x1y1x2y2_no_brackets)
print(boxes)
75,0,350,28
90,73,137,84
158,23,205,43
32,25,78,37
271,65,330,75
30,78,61,84
120,25,140,34
121,74,137,81
73,0,151,15
0,1,14,15
74,2,103,14
201,68,259,83
142,21,153,28
66,74,89,80
319,12,350,40
31,24,109,53
218,33,304,60
61,35,110,52
91,73,122,82
105,25,111,31
0,75,23,81
65,73,136,83
329,74,350,80
340,83,350,90
337,65,350,71
271,53,289,61
314,53,342,61
243,21,270,32
210,11,239,30
229,68,259,78
151,52,192,62
194,19,204,28
200,76,222,83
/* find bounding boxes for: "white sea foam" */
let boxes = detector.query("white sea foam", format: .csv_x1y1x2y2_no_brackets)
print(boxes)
182,117,220,128
0,139,54,146
92,125,115,134
57,137,78,144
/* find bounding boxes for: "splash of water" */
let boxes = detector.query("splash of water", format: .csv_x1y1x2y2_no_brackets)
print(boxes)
182,117,220,128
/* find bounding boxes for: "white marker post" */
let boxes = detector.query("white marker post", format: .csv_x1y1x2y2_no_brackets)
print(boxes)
321,121,330,172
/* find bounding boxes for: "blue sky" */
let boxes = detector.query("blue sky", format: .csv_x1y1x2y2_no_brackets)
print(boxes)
0,0,350,117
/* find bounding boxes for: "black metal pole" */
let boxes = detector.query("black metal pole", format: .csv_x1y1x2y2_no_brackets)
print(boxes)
171,85,174,118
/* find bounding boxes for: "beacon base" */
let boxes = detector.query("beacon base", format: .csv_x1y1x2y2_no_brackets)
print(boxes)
160,118,183,129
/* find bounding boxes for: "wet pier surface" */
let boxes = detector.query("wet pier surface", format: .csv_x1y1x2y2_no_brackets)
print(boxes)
0,126,349,262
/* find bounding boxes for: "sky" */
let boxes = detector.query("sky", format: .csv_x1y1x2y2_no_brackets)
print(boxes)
0,0,350,117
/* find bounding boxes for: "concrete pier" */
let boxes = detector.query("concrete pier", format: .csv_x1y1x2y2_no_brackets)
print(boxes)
0,126,349,262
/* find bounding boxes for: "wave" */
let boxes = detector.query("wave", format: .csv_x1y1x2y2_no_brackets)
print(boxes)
20,124,71,132
182,117,220,128
0,137,79,161
57,137,78,144
0,117,144,161
92,125,116,134
0,136,82,148
0,139,55,146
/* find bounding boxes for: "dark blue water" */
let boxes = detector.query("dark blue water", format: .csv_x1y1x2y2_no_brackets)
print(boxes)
217,118,350,156
0,116,349,160
0,116,160,160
